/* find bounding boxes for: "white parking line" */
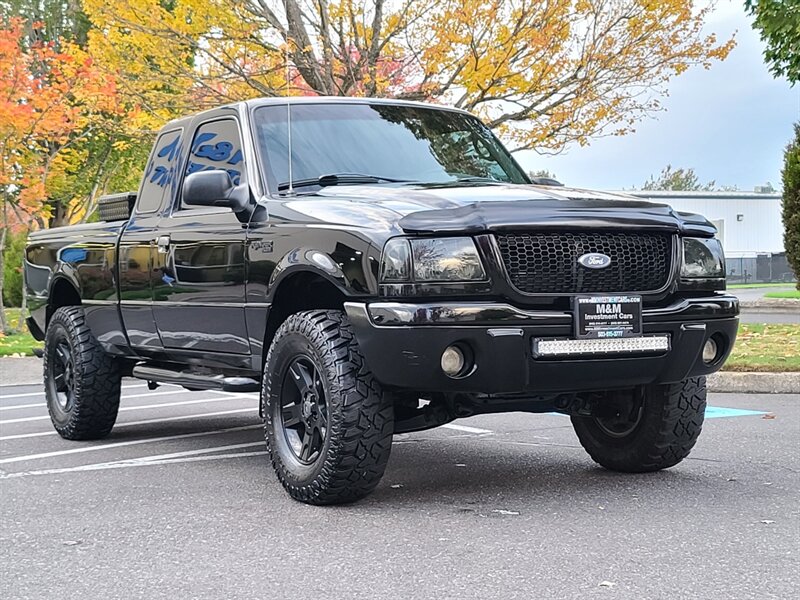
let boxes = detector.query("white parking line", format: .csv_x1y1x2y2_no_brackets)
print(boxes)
1,450,268,479
0,383,178,401
0,408,257,441
0,394,249,425
0,382,43,388
1,390,57,400
0,424,261,465
131,441,264,463
442,423,493,434
0,388,200,411
1,383,148,399
0,403,47,411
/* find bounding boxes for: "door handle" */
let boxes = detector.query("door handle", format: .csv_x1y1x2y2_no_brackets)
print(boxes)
156,235,171,253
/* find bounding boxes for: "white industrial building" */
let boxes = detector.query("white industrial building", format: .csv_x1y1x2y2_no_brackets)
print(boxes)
619,190,794,284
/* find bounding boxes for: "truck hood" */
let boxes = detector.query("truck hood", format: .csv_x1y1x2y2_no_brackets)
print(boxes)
283,183,716,236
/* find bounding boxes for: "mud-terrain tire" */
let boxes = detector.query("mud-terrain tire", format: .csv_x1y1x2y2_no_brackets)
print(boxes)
43,306,121,440
263,310,394,505
571,377,707,472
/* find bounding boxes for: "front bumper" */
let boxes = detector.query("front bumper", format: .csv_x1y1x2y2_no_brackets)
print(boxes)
344,294,739,394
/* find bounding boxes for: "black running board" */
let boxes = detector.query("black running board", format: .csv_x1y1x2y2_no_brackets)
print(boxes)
131,363,260,393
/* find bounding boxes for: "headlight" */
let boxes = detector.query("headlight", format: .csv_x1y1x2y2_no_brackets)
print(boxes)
379,237,486,282
411,238,486,281
681,237,725,279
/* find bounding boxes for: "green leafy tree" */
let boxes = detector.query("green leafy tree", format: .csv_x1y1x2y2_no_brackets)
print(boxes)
0,1,91,46
2,230,25,308
529,169,558,180
642,165,717,191
782,124,800,288
746,0,800,83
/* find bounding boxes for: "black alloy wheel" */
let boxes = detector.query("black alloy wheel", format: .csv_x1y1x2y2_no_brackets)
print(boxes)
593,403,644,439
49,340,76,412
278,356,329,465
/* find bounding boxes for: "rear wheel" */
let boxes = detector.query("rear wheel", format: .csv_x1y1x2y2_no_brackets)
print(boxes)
571,377,707,472
43,306,121,440
263,310,394,505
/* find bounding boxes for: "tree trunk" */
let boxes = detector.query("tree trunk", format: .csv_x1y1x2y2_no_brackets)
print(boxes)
49,199,68,228
0,203,8,334
13,226,30,333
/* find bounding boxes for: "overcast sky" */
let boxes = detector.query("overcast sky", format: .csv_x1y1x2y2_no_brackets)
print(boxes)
515,1,799,192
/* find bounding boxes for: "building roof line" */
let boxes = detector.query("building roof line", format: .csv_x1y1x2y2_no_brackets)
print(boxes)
619,190,781,200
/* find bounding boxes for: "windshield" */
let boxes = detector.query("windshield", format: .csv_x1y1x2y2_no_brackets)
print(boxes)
252,103,529,192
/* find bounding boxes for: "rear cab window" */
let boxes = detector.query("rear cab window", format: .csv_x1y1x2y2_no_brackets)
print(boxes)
137,129,183,214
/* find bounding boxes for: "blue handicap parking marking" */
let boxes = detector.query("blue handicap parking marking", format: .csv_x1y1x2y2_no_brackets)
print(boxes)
704,406,767,419
549,406,766,419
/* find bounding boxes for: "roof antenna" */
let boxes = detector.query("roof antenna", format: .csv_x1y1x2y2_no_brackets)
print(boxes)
286,101,293,195
285,43,293,195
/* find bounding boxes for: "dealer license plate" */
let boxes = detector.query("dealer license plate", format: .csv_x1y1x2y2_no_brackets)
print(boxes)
574,295,642,339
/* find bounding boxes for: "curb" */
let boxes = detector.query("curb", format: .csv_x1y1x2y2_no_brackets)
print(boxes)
740,299,800,313
0,357,43,387
707,371,800,394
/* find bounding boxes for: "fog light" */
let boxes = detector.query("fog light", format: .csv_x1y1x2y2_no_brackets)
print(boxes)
702,338,718,364
441,345,465,377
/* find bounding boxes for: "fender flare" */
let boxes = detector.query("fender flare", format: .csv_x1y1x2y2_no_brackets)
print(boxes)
265,246,374,302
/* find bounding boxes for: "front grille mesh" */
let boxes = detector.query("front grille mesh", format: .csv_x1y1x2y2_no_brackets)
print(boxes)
496,232,672,294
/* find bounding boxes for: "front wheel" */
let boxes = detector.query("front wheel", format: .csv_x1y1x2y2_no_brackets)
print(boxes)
263,310,394,504
571,377,707,472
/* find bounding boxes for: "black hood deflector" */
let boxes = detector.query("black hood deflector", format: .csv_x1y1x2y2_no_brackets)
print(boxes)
397,199,716,237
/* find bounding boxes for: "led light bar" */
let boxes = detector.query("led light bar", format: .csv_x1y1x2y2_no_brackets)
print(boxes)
533,335,671,358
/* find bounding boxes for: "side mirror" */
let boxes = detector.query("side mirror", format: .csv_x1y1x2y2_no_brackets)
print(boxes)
183,170,250,213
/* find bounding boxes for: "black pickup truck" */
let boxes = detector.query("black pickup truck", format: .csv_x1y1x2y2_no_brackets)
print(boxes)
25,97,738,504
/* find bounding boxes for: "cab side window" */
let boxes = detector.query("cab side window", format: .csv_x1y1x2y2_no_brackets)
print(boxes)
138,129,182,213
182,119,245,209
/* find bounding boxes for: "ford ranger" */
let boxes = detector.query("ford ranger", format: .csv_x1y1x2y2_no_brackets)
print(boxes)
24,98,738,504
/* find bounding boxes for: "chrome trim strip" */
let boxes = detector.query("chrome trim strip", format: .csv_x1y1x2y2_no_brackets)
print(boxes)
366,302,570,326
487,328,524,337
361,295,738,326
119,300,270,308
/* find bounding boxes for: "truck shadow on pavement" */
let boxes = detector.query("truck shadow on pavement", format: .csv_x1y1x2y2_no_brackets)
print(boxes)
348,434,725,512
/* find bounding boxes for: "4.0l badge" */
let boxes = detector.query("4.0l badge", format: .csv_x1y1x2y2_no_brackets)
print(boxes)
578,252,612,269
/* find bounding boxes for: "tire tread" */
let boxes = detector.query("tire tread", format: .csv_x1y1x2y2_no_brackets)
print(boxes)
572,376,707,472
43,306,121,440
264,310,393,504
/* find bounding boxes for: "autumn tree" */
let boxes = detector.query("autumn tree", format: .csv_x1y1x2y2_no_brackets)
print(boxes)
0,18,124,330
1,4,147,230
82,0,735,153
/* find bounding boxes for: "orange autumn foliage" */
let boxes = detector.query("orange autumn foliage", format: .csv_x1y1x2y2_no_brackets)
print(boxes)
0,18,122,229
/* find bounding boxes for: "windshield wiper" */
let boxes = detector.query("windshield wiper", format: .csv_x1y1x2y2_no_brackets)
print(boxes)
452,175,505,184
278,173,417,191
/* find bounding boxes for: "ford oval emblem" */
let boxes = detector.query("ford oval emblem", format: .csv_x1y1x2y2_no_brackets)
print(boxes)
578,253,612,269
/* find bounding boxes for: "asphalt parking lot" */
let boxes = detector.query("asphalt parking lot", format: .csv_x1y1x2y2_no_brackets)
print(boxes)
1,379,798,600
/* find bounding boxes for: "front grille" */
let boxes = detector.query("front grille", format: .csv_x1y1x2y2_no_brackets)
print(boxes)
496,232,673,294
